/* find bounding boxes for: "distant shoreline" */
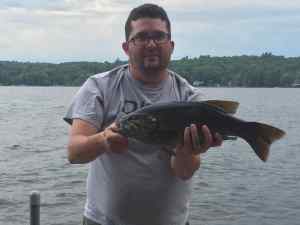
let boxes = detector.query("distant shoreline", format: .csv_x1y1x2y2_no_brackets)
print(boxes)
1,54,300,87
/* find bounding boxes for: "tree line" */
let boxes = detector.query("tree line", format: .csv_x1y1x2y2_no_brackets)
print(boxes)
1,53,300,87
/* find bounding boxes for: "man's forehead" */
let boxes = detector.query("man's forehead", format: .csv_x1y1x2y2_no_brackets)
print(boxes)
130,18,168,32
128,18,168,40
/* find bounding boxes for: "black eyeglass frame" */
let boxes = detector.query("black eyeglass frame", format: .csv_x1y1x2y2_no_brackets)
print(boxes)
128,31,171,46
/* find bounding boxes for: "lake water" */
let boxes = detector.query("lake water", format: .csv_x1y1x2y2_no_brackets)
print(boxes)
0,86,299,225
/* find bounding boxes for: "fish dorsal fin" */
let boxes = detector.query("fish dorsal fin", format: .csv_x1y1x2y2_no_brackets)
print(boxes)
203,100,240,114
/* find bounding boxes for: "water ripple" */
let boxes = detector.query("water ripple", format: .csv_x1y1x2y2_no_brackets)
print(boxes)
2,87,300,225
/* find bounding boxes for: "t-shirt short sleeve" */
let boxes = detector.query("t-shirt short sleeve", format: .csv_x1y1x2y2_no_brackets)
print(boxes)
63,77,104,131
175,74,205,101
187,88,205,101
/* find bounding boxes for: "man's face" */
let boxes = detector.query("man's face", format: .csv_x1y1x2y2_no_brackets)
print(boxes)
123,18,174,73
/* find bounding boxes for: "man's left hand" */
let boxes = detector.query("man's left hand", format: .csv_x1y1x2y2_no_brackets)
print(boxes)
171,124,223,180
185,124,223,155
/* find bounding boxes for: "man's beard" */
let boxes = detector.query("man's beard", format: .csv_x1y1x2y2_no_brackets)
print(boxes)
139,55,169,74
143,56,161,70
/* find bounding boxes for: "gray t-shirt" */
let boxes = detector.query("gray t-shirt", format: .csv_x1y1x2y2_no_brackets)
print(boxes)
64,64,202,225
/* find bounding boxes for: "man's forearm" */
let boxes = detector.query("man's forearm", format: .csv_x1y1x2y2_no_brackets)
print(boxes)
68,132,108,164
171,152,200,180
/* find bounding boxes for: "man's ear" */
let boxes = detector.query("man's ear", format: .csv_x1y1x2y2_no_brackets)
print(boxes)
170,40,175,54
122,42,129,56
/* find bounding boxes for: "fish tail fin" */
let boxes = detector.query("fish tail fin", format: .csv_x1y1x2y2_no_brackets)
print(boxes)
240,122,285,161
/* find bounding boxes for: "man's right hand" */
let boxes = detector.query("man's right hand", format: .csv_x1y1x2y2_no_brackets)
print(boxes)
103,123,129,154
67,119,128,164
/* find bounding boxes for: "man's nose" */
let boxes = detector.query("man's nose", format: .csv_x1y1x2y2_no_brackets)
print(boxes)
145,39,157,47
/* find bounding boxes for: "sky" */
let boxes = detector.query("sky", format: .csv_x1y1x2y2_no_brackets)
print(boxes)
1,0,300,63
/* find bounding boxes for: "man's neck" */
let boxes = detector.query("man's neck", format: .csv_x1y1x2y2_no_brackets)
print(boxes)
129,64,169,88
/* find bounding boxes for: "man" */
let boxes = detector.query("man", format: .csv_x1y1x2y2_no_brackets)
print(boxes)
64,3,222,225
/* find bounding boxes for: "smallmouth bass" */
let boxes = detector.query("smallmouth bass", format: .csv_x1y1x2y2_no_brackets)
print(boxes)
116,100,285,161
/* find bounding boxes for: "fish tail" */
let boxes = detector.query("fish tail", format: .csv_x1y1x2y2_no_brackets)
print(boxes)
240,122,285,161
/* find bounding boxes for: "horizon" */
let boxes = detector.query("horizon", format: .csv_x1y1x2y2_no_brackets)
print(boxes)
1,53,298,64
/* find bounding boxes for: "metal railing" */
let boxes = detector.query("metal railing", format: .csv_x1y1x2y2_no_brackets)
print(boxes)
30,191,40,225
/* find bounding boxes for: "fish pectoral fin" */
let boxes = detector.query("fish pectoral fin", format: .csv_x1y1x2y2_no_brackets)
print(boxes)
203,100,240,114
161,146,176,156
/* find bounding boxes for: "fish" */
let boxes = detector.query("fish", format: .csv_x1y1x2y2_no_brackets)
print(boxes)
116,100,285,161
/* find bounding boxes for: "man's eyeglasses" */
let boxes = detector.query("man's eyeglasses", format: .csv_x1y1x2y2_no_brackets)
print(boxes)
129,31,170,46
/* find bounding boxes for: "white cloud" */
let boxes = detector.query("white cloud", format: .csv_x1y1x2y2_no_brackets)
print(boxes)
1,0,300,62
160,0,300,10
0,4,128,62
